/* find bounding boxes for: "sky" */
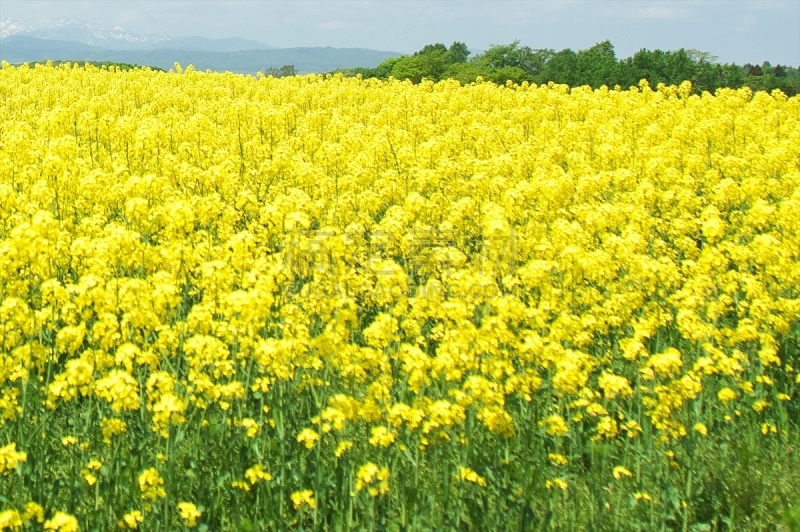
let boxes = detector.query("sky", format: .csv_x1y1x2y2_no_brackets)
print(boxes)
1,0,799,66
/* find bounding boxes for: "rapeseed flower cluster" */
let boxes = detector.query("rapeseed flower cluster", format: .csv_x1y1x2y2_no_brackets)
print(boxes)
0,61,797,528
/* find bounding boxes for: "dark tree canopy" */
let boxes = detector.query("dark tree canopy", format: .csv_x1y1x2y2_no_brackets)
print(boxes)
342,40,800,96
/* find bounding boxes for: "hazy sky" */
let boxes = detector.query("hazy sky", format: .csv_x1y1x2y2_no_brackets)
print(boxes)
2,0,799,65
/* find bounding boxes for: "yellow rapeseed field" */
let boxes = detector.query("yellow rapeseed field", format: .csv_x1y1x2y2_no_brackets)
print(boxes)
0,61,799,530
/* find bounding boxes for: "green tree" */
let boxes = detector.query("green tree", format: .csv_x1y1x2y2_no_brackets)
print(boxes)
575,40,619,88
540,48,579,86
390,53,446,82
477,40,543,73
373,56,404,79
446,42,470,64
618,48,698,88
414,43,447,57
379,42,470,82
263,64,298,78
352,38,798,96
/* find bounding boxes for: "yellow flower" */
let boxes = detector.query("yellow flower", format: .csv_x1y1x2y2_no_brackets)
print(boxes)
138,468,166,501
368,426,396,447
22,502,45,523
232,480,251,491
647,348,683,377
612,466,633,480
43,512,79,532
622,420,643,439
755,375,773,386
598,371,632,400
121,510,144,529
0,510,22,530
335,441,353,458
240,418,259,438
542,414,569,437
244,464,272,485
0,443,27,475
595,416,619,439
4,61,800,523
177,502,202,527
545,478,568,491
717,387,736,404
291,490,316,510
100,418,127,444
296,428,319,449
150,393,187,438
753,399,770,412
94,370,140,411
458,467,486,486
356,462,390,496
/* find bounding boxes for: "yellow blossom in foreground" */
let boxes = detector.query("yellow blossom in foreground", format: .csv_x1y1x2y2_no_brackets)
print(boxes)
177,503,202,527
296,428,320,449
356,462,390,496
291,490,316,510
753,400,770,412
1,63,800,530
0,443,27,475
613,466,633,480
232,480,250,491
458,467,486,486
100,418,128,445
0,510,22,530
44,512,79,532
23,502,45,524
245,464,272,485
546,478,568,491
120,511,143,529
82,471,97,486
335,441,353,458
138,468,166,501
542,415,569,437
240,418,259,438
369,426,396,447
717,388,737,404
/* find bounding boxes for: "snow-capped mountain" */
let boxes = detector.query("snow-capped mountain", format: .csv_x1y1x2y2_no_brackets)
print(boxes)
0,18,273,52
0,17,400,74
1,18,169,49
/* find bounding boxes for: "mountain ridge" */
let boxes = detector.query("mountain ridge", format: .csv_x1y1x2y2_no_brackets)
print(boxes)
0,35,401,74
0,18,274,52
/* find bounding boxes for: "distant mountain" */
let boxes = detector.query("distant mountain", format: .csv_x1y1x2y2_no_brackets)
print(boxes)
0,35,401,74
156,36,274,53
0,18,273,52
1,35,100,57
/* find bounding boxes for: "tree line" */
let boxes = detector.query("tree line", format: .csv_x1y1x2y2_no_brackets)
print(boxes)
333,40,800,96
